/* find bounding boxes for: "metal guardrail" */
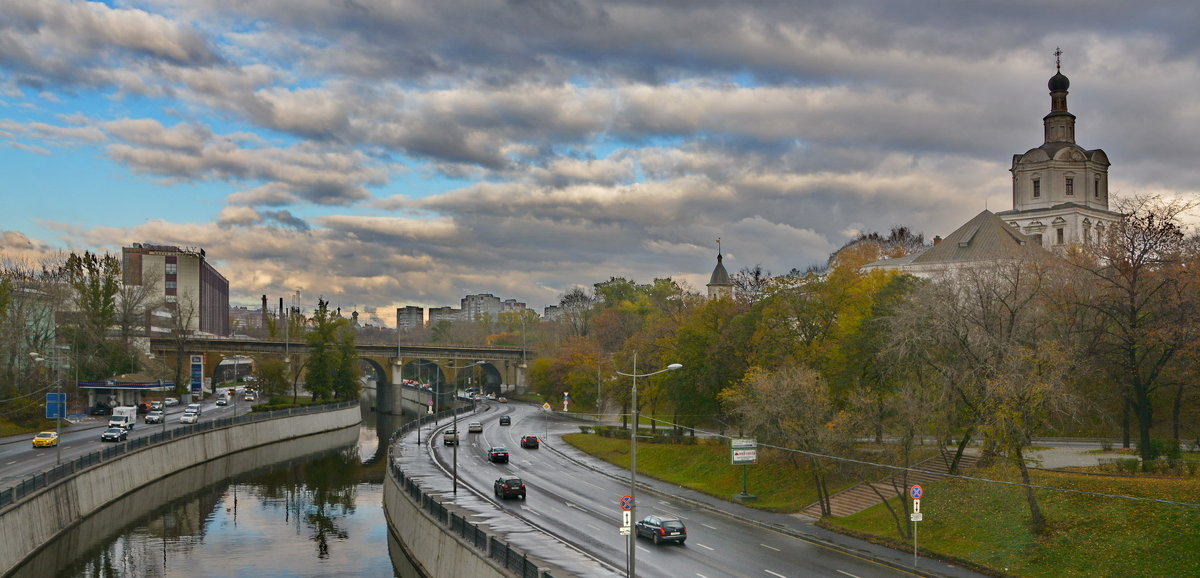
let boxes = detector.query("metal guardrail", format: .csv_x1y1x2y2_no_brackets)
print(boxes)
0,400,358,509
388,410,553,578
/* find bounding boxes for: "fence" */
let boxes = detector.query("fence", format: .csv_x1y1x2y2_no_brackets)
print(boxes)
388,408,554,578
0,400,358,509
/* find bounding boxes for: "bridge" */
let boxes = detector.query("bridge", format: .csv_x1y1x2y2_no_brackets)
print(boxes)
148,337,532,414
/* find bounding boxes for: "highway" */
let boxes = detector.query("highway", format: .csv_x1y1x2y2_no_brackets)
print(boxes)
420,401,920,578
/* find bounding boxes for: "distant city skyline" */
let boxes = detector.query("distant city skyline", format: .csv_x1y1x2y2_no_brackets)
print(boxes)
6,1,1200,325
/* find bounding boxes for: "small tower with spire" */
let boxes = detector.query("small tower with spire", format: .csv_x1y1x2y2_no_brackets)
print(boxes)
706,238,733,300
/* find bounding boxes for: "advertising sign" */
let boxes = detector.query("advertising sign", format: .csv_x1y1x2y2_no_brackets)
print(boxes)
190,355,205,395
731,438,758,465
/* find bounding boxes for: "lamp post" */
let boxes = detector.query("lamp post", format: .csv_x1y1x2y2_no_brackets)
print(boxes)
444,359,485,495
30,351,67,466
616,352,681,578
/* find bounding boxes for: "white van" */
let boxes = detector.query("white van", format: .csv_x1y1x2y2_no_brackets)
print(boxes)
108,406,138,430
186,403,202,416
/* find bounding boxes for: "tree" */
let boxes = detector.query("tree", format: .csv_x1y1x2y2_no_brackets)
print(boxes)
558,287,597,337
306,298,359,401
116,263,162,371
719,364,853,517
64,251,127,378
1067,195,1200,463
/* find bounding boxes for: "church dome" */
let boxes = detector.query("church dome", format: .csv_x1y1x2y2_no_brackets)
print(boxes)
1048,71,1069,92
708,253,730,286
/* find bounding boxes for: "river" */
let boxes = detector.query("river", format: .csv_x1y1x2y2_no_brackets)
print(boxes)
10,405,410,578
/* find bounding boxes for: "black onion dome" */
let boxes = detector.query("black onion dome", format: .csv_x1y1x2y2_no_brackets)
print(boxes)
1048,72,1070,92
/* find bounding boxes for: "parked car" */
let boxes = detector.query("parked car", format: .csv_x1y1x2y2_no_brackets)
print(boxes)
180,411,199,424
163,397,180,406
493,476,526,499
467,422,483,433
635,515,687,545
145,410,165,424
32,431,59,448
520,435,539,449
488,447,509,463
216,397,228,406
499,416,511,426
100,427,128,442
443,429,459,446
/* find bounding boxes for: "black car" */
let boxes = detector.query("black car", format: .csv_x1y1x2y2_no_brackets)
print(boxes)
488,447,509,463
100,427,128,442
636,515,687,545
520,435,539,449
493,476,526,499
499,415,511,426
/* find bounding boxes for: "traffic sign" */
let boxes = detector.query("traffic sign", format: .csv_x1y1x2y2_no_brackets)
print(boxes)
620,495,633,511
622,511,631,526
910,484,923,500
910,512,923,522
619,526,631,535
912,498,921,514
542,402,551,410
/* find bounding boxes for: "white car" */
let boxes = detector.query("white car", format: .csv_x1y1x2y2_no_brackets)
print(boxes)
163,397,179,406
180,411,199,424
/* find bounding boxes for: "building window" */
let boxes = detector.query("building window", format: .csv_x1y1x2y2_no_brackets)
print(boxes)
1056,228,1064,244
1094,176,1100,198
166,263,177,275
1065,177,1074,196
1032,179,1041,198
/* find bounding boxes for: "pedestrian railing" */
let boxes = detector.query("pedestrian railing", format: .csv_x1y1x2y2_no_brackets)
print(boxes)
0,400,358,509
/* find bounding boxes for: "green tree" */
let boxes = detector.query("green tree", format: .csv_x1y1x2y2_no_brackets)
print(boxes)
305,298,358,401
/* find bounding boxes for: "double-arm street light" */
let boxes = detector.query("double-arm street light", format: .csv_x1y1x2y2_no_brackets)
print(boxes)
616,351,681,578
444,359,486,496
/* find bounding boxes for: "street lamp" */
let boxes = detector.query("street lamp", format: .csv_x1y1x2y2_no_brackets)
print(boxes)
616,352,681,578
444,359,486,495
30,351,67,466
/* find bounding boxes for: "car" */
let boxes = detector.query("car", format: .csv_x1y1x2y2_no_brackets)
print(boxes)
498,416,511,426
163,397,179,406
498,397,508,403
243,393,256,402
635,515,687,545
90,404,112,416
216,397,228,406
100,427,128,442
520,435,539,449
488,447,509,463
32,431,59,448
186,403,202,415
150,401,164,411
145,410,165,424
443,429,459,445
180,411,199,424
467,422,483,433
493,476,526,499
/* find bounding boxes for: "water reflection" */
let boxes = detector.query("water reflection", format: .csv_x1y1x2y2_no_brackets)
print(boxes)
11,405,412,578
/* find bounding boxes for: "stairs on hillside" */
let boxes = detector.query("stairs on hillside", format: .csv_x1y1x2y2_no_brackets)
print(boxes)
800,452,980,519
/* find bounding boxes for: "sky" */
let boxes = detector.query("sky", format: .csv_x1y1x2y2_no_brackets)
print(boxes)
3,1,1200,326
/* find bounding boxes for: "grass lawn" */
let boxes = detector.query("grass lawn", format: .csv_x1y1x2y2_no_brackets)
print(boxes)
830,465,1200,577
563,432,857,513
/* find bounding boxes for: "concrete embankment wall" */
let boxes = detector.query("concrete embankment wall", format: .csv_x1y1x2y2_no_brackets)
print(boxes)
0,403,361,576
383,470,507,578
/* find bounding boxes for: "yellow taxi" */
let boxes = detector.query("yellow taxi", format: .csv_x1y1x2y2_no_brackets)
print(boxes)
32,431,59,448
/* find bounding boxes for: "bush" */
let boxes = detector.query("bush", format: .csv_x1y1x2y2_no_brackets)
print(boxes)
1140,438,1182,461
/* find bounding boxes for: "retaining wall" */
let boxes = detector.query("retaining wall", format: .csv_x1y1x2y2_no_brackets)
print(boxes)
0,402,361,576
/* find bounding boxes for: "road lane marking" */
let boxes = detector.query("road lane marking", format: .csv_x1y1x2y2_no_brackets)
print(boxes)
701,523,717,530
765,571,787,578
695,543,714,551
836,571,860,578
760,543,781,551
636,545,650,553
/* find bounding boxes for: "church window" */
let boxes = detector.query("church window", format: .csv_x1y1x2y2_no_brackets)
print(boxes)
1032,179,1041,198
1056,228,1064,244
1094,176,1100,198
1065,177,1074,196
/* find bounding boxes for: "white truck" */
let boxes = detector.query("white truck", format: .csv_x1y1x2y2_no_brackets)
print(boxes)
108,406,138,430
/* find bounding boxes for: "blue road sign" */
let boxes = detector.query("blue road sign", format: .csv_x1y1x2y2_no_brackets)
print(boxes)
47,392,65,403
910,484,923,500
620,495,633,511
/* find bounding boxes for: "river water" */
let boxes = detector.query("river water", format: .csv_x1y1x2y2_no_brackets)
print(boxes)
11,406,410,578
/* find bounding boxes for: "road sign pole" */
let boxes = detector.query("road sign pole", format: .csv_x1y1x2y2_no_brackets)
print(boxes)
913,517,918,567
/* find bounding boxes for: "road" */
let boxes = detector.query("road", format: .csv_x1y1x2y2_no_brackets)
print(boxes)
0,391,254,491
422,401,916,578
